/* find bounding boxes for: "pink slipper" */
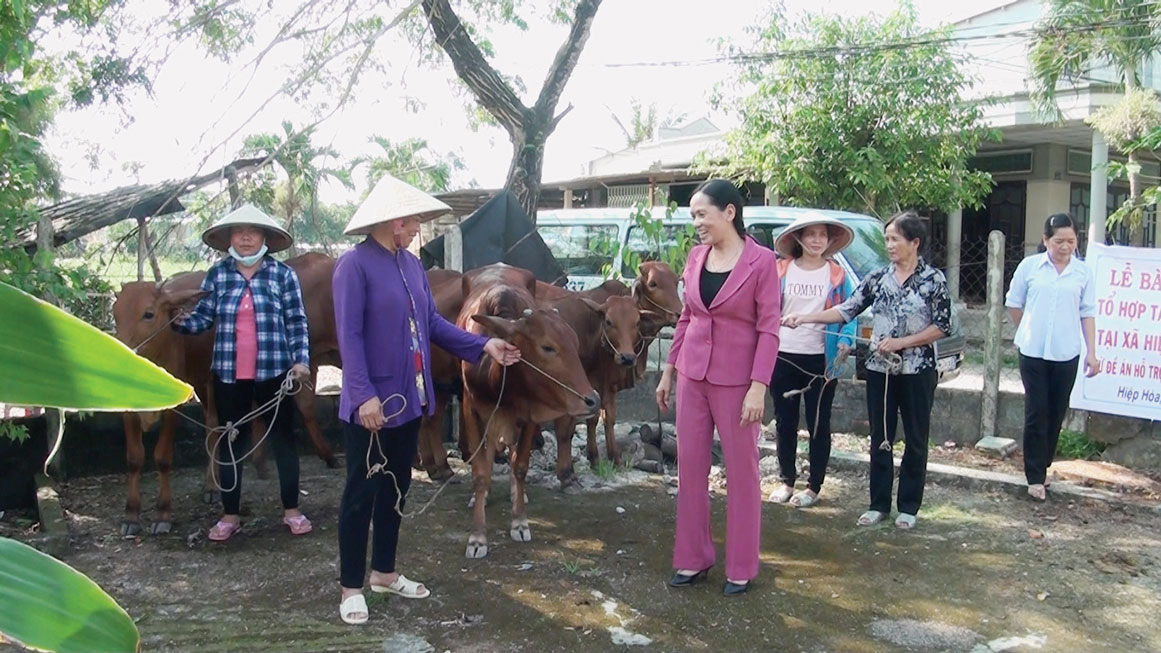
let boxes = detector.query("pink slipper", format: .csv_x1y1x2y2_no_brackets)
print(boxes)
208,520,241,542
283,514,313,535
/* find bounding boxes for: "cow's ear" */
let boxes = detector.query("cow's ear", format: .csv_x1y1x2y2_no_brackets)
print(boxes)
579,297,605,315
471,314,521,339
638,309,668,337
160,289,208,311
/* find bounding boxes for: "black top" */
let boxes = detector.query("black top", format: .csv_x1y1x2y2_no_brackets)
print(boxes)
700,267,732,307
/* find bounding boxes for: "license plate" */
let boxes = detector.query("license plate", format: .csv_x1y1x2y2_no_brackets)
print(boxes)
936,355,959,373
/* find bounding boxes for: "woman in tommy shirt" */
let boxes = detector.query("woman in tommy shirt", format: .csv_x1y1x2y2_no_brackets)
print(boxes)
767,212,856,509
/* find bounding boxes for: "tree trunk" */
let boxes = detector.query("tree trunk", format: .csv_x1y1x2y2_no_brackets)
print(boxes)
1123,76,1145,246
422,0,602,224
507,128,547,220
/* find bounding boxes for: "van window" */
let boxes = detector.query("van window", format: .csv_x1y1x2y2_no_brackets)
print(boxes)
538,224,620,276
623,223,697,276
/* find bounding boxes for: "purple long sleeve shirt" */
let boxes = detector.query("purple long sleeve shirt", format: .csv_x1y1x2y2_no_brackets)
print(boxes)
332,238,488,428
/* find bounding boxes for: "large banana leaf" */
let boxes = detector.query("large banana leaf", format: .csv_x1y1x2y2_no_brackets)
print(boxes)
0,281,192,410
0,537,140,652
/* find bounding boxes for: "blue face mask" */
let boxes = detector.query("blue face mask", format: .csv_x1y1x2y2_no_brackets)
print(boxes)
229,243,268,267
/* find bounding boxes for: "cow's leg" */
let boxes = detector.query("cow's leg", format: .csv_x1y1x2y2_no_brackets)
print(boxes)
294,370,338,468
604,396,622,467
509,424,535,543
151,411,178,535
463,396,493,558
585,414,601,467
122,414,145,537
553,416,582,492
417,392,453,481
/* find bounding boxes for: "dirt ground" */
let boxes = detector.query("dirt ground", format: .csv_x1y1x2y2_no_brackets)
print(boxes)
18,446,1161,653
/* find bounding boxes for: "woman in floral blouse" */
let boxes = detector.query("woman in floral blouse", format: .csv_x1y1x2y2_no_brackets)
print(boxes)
783,211,951,530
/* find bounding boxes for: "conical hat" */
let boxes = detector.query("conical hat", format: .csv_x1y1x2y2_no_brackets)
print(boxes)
344,174,452,236
774,211,854,259
201,204,293,253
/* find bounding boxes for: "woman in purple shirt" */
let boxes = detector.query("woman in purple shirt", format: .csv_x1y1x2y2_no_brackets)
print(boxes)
332,175,520,625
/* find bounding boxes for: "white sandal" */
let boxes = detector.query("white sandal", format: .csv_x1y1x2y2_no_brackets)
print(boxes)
371,574,431,599
857,510,885,526
895,513,917,530
767,484,794,503
339,593,368,625
789,490,818,508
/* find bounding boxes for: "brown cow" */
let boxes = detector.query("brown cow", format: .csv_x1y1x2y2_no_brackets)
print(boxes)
458,264,598,558
113,253,341,536
534,262,681,489
547,294,663,489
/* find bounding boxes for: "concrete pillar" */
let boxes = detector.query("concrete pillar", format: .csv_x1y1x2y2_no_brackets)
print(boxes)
563,189,573,209
979,230,1005,442
1090,130,1108,247
444,225,463,272
946,208,962,302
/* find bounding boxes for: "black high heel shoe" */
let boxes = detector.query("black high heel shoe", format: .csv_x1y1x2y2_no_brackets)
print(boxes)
669,567,711,587
723,580,750,596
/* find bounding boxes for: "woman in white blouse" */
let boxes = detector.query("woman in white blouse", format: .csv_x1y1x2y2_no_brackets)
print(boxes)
1005,213,1100,501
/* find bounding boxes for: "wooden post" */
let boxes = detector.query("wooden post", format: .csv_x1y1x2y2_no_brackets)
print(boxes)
136,217,147,281
35,216,65,476
444,225,463,272
979,230,1005,441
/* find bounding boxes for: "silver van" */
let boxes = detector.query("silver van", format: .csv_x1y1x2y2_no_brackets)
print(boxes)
535,205,964,382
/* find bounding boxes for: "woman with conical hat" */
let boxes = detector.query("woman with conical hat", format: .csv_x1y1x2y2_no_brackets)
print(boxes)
766,211,856,510
175,204,313,542
332,174,521,625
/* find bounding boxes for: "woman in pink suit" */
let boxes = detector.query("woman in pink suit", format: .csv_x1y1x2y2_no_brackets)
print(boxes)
656,179,781,596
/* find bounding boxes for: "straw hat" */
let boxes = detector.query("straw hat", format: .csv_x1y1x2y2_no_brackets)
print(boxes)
774,211,854,259
343,173,452,236
201,204,293,253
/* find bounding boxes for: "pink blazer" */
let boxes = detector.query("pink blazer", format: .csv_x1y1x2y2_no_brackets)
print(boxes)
668,237,782,386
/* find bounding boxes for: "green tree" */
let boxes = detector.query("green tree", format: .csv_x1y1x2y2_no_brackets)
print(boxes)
241,121,354,255
355,136,465,192
705,3,994,216
1030,0,1161,245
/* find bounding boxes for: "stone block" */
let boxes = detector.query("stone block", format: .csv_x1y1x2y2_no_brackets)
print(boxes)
1102,436,1161,474
975,436,1018,458
1087,412,1153,445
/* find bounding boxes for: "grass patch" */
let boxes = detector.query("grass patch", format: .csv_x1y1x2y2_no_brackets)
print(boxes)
963,350,1020,370
1056,429,1106,461
557,554,595,575
592,459,623,480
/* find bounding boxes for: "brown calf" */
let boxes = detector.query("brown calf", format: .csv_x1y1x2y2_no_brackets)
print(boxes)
459,264,598,558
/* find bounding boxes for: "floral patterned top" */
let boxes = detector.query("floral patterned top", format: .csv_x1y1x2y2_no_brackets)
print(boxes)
835,257,952,375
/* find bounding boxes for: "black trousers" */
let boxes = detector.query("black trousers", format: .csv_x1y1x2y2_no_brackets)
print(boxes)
339,418,421,589
213,374,299,515
1019,354,1079,485
770,352,837,492
865,368,937,515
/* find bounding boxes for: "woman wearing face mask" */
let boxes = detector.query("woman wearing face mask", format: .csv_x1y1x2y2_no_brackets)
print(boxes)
1006,213,1099,501
176,204,312,542
783,212,950,530
332,175,521,625
767,212,856,509
656,179,781,597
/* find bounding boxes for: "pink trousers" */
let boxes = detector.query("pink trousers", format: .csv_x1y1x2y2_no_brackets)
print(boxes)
673,374,761,581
